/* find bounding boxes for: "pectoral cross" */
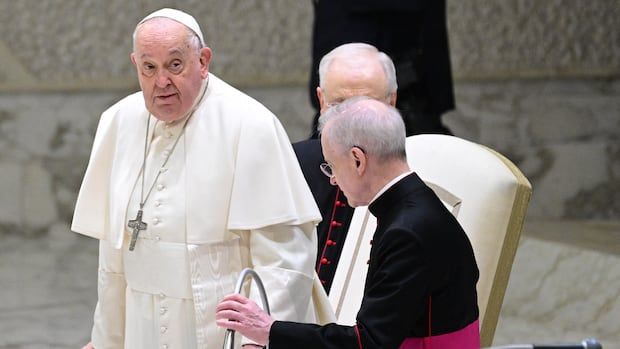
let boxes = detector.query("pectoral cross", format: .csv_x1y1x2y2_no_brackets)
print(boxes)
128,209,147,251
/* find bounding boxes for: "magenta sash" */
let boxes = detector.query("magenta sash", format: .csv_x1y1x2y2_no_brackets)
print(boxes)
398,319,480,349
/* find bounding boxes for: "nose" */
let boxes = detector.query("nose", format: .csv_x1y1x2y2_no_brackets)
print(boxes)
155,70,171,88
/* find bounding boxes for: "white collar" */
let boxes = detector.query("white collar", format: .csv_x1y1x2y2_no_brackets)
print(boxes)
368,170,414,205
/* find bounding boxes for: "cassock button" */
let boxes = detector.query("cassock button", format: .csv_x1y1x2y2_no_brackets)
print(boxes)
160,326,167,334
321,279,326,284
330,220,342,227
160,307,168,315
320,258,330,265
335,200,347,207
157,184,165,191
153,217,160,225
162,345,169,349
326,239,336,246
162,150,170,157
155,200,162,207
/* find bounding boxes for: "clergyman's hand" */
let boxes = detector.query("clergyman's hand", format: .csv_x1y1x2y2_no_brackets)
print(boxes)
81,342,95,349
216,293,275,346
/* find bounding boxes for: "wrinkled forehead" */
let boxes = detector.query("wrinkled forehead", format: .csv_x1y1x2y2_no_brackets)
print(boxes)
320,123,333,153
320,123,346,158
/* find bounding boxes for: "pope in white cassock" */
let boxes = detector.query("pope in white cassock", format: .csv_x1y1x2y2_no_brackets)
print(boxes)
72,8,333,349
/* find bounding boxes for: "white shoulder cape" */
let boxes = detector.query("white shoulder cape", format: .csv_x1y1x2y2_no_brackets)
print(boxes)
72,74,321,248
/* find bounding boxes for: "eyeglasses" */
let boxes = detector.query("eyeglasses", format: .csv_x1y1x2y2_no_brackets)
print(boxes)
319,145,366,179
320,162,334,178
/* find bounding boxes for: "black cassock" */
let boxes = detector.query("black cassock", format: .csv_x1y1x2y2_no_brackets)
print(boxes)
293,139,355,293
269,173,479,349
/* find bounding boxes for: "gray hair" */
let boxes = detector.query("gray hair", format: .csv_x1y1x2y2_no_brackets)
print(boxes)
132,17,203,52
318,43,397,98
319,96,406,162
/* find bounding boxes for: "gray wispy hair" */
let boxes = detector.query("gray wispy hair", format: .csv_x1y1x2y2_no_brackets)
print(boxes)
319,96,406,162
318,43,397,97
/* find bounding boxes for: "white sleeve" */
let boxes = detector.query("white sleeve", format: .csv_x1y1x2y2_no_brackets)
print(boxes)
91,239,126,348
239,222,317,346
249,221,317,319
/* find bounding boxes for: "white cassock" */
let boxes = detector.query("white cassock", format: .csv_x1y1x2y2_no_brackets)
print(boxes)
72,74,334,348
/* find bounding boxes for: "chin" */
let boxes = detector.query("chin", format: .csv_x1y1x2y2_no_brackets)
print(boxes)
345,198,360,208
155,114,182,122
150,107,183,122
348,197,371,208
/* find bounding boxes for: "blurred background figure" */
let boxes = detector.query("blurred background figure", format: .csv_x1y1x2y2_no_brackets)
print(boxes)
294,43,398,294
308,0,454,138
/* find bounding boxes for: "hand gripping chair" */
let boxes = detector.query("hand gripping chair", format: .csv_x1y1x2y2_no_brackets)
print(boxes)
328,134,532,347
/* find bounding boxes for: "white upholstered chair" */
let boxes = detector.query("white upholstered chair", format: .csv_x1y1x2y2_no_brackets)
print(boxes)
328,134,532,347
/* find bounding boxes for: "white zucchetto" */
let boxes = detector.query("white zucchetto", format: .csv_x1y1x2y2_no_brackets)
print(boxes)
138,8,205,46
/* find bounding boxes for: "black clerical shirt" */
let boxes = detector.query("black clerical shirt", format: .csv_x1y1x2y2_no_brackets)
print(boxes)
269,173,479,349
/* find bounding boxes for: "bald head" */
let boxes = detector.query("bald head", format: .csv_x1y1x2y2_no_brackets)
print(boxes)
317,43,397,114
320,96,406,163
319,96,409,207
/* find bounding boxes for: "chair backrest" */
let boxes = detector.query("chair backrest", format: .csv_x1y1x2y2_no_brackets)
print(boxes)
328,134,532,347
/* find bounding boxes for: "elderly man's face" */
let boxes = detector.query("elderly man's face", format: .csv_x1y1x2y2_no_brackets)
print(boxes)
131,19,211,122
320,126,368,208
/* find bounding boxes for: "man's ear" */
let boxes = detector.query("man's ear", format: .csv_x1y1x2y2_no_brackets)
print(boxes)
389,91,397,107
199,47,212,78
351,147,367,174
317,87,326,113
130,52,137,67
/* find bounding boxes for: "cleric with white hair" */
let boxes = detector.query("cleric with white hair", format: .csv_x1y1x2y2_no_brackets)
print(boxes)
216,97,480,349
72,8,331,349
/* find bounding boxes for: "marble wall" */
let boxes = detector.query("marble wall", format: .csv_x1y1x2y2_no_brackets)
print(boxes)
0,1,618,232
446,78,620,220
0,2,619,348
1,1,618,89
